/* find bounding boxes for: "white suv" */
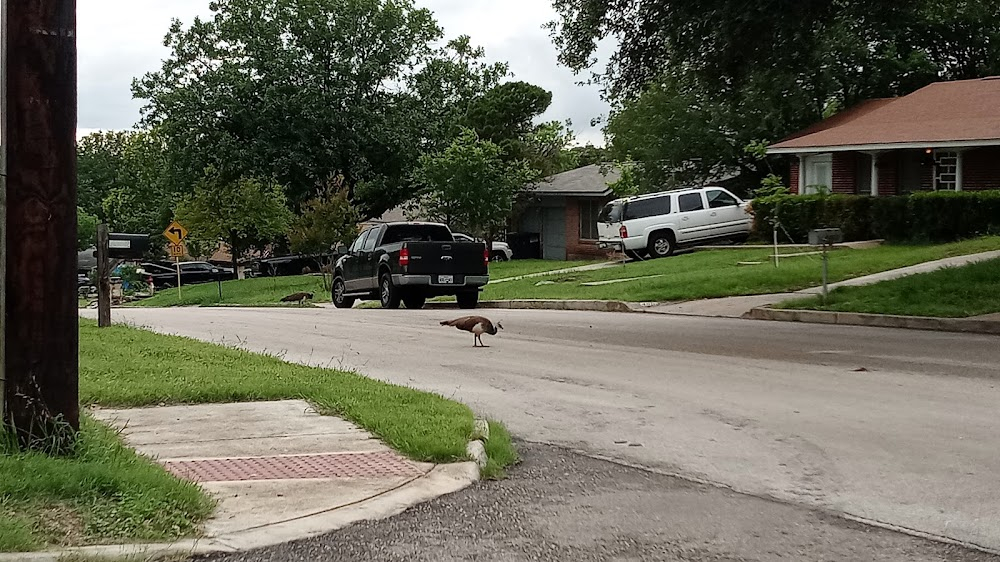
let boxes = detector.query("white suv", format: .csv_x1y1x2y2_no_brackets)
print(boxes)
597,186,751,259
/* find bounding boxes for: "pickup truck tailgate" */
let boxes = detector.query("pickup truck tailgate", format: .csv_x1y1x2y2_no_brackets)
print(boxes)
404,241,487,278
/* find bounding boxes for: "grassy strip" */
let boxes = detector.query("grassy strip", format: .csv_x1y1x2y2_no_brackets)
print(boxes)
778,258,1000,318
0,417,213,552
477,237,1000,303
133,275,330,308
79,320,477,462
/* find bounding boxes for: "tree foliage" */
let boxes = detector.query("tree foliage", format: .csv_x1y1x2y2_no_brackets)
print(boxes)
550,0,1000,188
413,129,540,243
175,170,294,272
77,130,178,240
133,0,516,220
524,120,580,177
288,176,361,256
77,208,98,251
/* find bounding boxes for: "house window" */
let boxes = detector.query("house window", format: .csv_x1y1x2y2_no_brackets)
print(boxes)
579,200,601,240
803,154,833,194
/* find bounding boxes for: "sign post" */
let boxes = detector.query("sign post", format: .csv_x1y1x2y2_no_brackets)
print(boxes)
809,228,844,304
163,220,189,299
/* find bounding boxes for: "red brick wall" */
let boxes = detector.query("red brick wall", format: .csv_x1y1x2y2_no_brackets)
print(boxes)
788,160,800,194
962,147,1000,190
565,197,613,261
877,152,899,196
832,153,857,194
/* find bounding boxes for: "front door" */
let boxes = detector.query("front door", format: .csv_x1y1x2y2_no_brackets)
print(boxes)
343,229,371,292
542,207,566,260
705,188,749,237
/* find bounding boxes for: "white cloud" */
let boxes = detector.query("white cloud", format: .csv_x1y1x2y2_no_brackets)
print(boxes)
77,0,609,145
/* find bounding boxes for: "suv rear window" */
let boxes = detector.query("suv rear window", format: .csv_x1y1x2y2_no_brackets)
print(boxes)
382,224,454,244
598,202,623,223
623,195,671,220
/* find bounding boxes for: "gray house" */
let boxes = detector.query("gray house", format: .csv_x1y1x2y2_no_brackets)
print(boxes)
513,164,620,261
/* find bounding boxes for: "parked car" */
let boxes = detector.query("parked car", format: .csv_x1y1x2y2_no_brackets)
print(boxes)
597,186,751,259
332,222,490,310
140,261,236,289
256,252,342,277
453,232,514,262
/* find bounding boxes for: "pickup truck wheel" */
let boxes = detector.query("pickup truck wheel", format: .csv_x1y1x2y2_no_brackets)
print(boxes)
647,232,676,258
456,291,479,309
379,273,401,309
332,277,355,309
403,294,426,309
491,251,509,262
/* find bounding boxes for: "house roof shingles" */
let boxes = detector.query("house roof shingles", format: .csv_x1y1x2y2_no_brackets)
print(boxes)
531,164,620,196
770,77,1000,153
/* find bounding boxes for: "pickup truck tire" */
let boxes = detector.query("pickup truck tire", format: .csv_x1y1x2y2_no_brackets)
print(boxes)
379,273,401,309
491,251,509,262
647,232,676,258
332,277,355,309
456,291,479,309
403,294,426,309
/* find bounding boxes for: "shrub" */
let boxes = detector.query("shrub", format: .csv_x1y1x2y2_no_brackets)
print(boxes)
751,190,1000,243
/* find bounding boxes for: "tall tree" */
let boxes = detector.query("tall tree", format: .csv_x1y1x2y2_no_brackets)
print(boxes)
464,81,553,161
77,130,179,241
549,0,1000,187
134,0,515,220
288,175,361,256
175,170,294,274
414,129,539,246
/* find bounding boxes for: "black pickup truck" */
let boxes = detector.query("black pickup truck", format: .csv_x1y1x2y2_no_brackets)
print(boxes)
332,222,490,309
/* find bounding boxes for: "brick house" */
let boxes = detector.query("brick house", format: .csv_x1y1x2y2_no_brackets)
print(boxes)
513,165,620,260
768,77,1000,195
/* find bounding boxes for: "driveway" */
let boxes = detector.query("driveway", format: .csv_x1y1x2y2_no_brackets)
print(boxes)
94,307,1000,552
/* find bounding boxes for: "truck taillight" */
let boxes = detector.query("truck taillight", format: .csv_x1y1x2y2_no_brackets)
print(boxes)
484,245,490,267
619,225,628,238
399,247,410,267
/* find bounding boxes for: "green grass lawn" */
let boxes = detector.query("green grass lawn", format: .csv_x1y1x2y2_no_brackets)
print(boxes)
475,237,1000,303
134,275,329,308
778,258,1000,318
488,259,601,280
0,320,517,552
0,417,212,552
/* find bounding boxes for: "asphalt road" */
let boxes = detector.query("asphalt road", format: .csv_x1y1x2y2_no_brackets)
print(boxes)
197,443,998,562
95,306,1000,552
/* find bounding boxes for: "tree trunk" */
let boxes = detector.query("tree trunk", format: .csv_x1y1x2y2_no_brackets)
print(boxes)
229,233,240,280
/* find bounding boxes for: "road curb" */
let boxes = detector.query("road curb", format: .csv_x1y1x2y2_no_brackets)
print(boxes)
426,299,635,313
744,307,1000,336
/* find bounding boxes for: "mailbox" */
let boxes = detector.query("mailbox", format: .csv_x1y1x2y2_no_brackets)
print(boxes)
108,233,150,259
808,228,843,246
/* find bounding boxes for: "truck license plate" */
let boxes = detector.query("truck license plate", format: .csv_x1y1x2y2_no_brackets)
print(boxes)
438,275,454,284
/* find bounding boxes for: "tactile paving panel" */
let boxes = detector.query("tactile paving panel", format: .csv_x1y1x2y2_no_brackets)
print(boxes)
162,452,424,483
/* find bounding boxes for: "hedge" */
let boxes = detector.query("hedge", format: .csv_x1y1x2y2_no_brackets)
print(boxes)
749,191,1000,243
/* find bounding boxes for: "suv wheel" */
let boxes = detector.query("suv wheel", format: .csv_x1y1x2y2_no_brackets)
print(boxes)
379,273,401,309
332,277,355,309
648,232,676,258
456,291,479,309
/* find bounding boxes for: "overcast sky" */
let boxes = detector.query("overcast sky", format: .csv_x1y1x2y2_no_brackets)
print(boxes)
77,0,610,146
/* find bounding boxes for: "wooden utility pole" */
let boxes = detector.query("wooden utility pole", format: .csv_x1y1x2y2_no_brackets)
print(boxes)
2,0,79,452
96,224,110,327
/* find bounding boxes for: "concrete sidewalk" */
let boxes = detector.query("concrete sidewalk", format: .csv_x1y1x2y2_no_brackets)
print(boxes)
3,401,478,561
